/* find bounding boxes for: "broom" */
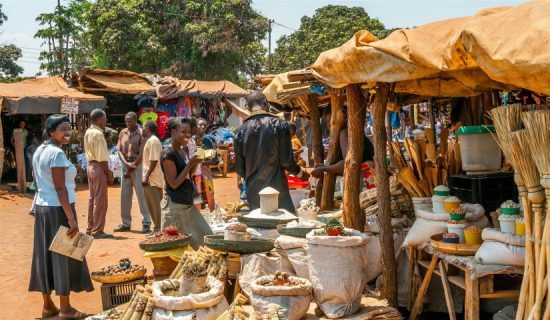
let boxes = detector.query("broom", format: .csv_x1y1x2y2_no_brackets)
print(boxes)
522,111,550,320
490,106,538,318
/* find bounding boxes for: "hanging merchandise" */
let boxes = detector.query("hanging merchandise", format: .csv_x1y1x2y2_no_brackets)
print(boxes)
176,97,186,117
157,110,170,139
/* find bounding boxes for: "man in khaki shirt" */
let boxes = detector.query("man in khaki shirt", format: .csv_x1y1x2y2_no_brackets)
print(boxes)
84,109,113,239
141,120,164,235
114,112,152,233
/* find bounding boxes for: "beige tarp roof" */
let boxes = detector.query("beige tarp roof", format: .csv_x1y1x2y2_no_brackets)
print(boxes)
156,77,248,99
263,71,293,105
77,69,154,95
310,0,550,96
0,76,106,114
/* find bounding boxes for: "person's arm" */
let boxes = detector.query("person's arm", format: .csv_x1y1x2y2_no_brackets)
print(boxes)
312,129,348,177
234,131,246,180
97,133,114,182
117,132,129,168
162,156,202,189
133,134,145,167
279,122,302,176
51,164,78,237
143,160,158,186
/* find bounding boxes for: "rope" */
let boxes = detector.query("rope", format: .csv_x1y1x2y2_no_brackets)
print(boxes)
526,236,550,245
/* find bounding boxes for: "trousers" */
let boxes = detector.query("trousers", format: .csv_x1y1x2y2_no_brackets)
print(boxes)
120,163,152,227
144,185,163,232
87,164,108,234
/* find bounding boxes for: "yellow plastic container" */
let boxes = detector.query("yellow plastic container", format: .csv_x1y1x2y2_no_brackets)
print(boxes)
516,220,526,236
444,200,461,213
464,230,482,245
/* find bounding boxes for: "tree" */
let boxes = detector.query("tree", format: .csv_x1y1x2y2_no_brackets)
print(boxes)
87,0,268,81
272,5,391,72
0,4,23,79
35,0,91,78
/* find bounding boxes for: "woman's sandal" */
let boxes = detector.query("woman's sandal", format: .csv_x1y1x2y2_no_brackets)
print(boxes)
59,311,88,320
41,307,60,318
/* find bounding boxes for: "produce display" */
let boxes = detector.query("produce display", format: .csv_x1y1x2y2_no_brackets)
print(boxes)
441,232,460,243
449,207,466,220
91,259,146,284
224,222,251,241
169,246,228,282
179,261,208,295
501,200,520,215
443,196,461,213
360,176,413,217
217,293,280,320
296,198,319,221
256,271,308,287
447,219,466,225
464,225,481,232
139,226,191,251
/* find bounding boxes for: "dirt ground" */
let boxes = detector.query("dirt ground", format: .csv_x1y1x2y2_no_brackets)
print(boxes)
0,172,240,320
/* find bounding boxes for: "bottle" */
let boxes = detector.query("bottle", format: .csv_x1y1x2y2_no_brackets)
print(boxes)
214,205,222,224
204,204,212,225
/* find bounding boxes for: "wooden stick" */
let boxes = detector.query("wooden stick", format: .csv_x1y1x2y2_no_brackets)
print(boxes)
531,205,550,320
409,255,438,320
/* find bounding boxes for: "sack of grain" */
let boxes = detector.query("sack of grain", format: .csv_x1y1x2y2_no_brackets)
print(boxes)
475,228,525,266
306,229,369,318
239,252,296,298
274,235,310,280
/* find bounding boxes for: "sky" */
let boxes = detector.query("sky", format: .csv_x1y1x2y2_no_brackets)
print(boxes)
0,0,528,76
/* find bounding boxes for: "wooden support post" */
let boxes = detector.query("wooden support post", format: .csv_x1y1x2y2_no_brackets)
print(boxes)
0,112,4,181
410,255,438,320
428,99,436,130
308,94,324,206
343,84,366,231
14,129,26,193
373,83,398,306
320,90,345,210
439,261,457,320
464,271,480,320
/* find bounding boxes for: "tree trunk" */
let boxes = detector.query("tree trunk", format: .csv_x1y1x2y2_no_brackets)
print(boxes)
373,83,398,306
342,84,365,231
0,113,4,182
320,90,345,210
309,94,324,206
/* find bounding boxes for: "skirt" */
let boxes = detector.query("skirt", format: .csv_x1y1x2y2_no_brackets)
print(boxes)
161,196,213,250
29,204,94,296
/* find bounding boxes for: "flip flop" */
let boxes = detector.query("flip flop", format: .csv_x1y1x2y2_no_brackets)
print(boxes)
41,306,60,318
59,311,88,320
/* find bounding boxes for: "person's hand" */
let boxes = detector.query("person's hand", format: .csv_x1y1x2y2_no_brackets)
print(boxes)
142,176,149,186
127,162,137,170
67,219,79,238
311,166,326,178
237,178,244,191
190,155,203,165
300,170,311,181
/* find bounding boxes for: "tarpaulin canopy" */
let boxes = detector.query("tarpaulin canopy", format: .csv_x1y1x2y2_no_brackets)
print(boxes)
155,76,248,100
76,69,154,95
0,76,106,115
310,0,550,97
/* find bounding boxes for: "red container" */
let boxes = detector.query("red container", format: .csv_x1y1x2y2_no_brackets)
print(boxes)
274,279,287,286
287,175,309,189
327,229,343,236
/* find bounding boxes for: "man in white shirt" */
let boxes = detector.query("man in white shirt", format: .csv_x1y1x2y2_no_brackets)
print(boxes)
141,120,164,235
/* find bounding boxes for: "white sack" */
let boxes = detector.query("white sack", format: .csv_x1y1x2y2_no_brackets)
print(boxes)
152,301,228,320
475,228,525,266
402,204,490,247
364,216,409,234
306,229,369,319
239,252,296,298
251,275,313,320
365,230,406,283
274,236,310,280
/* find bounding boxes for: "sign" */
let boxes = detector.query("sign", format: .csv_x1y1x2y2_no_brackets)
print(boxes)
60,96,79,114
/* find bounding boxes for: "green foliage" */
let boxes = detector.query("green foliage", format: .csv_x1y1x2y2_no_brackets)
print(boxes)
272,5,392,73
34,0,92,78
86,0,268,81
0,4,23,78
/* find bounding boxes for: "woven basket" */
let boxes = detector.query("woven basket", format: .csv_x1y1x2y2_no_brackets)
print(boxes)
204,235,275,254
179,276,208,296
91,269,147,284
277,225,316,238
238,215,297,229
430,233,481,256
139,236,191,252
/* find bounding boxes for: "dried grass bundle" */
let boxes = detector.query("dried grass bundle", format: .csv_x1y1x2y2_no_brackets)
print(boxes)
522,110,550,174
505,131,540,189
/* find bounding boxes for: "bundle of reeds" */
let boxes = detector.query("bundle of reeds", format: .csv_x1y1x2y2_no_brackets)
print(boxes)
489,105,549,320
522,110,550,320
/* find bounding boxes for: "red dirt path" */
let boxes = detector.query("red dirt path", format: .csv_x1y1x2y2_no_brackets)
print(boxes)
0,173,239,320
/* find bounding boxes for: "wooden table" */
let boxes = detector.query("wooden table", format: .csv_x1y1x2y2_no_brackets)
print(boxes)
408,246,523,320
224,252,242,303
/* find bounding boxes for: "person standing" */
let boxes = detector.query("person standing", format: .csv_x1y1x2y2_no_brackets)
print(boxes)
160,118,213,249
84,109,113,239
114,112,152,234
141,120,164,235
30,114,93,319
234,91,308,213
192,118,218,210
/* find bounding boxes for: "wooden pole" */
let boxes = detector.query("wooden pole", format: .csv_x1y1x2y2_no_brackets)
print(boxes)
342,84,365,231
14,129,26,193
0,112,4,182
320,90,345,210
373,82,398,306
308,94,324,206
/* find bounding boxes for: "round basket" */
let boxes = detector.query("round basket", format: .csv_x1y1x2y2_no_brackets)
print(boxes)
430,233,481,256
139,236,191,252
204,235,275,254
238,215,297,229
179,276,208,296
277,224,316,238
91,268,147,284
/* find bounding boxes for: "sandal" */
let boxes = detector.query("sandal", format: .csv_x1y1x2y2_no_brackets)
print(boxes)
41,306,60,318
59,311,88,320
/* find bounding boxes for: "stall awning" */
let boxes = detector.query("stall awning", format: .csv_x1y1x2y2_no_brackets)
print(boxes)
77,69,154,95
0,76,106,115
156,77,248,99
310,0,550,96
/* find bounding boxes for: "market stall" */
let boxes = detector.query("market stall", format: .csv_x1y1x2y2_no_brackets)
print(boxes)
0,76,106,190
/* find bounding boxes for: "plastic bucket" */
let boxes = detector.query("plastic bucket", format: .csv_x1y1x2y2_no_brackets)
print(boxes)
444,201,461,213
515,220,526,236
290,189,310,210
447,223,465,243
464,231,482,245
457,126,502,175
412,197,432,215
432,195,449,214
501,207,520,215
499,214,518,234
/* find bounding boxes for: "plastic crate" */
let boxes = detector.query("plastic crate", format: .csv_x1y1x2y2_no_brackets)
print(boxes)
100,277,147,310
448,172,518,213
